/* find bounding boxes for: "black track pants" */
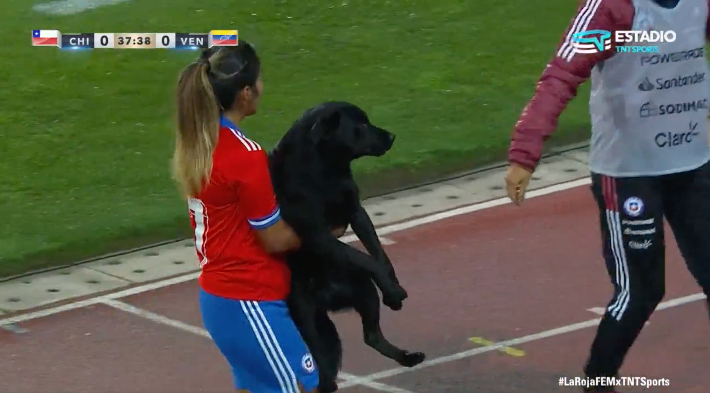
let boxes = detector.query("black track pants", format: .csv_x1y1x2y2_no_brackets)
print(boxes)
584,160,710,382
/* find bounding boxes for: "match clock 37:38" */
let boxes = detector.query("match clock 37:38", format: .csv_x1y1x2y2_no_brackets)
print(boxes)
114,33,156,49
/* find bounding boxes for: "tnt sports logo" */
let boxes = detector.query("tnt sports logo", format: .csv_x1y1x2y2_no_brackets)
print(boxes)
302,354,315,373
572,30,676,54
623,197,644,217
571,30,611,53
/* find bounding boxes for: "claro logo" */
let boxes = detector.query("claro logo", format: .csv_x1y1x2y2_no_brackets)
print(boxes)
640,47,704,66
655,121,700,148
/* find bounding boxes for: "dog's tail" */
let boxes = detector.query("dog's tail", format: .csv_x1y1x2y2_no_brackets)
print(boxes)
315,312,343,373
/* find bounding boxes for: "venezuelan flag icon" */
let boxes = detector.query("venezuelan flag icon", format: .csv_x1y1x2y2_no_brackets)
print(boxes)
209,30,238,47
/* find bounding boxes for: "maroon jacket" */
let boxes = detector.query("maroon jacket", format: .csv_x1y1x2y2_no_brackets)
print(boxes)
508,0,710,171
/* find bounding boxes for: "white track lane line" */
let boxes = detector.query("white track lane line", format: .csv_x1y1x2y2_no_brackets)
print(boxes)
0,177,591,327
100,299,418,393
2,175,706,390
337,292,707,388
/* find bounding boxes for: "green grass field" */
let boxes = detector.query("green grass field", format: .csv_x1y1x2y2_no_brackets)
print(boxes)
0,0,593,277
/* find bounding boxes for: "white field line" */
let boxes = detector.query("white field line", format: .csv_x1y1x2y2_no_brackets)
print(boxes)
338,292,707,388
101,299,418,393
0,177,590,327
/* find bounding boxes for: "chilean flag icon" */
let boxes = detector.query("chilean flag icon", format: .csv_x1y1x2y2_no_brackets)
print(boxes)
32,30,59,46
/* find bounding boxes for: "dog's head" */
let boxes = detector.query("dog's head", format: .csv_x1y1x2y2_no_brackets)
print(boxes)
308,103,395,160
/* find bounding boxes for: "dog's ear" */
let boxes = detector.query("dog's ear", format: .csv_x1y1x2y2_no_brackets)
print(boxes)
308,110,341,144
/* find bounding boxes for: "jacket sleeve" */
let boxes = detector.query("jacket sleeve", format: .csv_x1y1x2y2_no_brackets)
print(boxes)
508,0,634,171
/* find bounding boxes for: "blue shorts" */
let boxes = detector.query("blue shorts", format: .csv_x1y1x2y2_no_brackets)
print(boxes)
199,288,319,393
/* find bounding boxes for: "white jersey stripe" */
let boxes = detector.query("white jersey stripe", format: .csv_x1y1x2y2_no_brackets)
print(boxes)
245,137,259,151
226,127,263,152
248,208,281,228
557,0,600,60
229,129,253,151
557,0,603,62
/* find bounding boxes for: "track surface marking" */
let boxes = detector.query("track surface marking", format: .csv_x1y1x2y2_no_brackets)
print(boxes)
2,177,708,392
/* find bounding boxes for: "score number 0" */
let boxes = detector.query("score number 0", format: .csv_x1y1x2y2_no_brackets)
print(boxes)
94,33,115,48
156,33,176,48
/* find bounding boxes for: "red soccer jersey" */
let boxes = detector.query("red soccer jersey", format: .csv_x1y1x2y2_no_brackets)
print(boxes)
188,116,290,301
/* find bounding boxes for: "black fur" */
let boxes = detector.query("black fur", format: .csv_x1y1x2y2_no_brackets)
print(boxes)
268,102,426,392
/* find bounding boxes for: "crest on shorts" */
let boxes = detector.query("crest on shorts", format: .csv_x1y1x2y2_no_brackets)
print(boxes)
302,354,315,373
623,197,644,217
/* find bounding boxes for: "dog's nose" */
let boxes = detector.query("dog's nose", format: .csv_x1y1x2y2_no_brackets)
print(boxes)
388,133,396,142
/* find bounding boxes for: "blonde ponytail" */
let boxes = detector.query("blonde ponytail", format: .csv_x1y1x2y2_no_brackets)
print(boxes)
173,61,221,197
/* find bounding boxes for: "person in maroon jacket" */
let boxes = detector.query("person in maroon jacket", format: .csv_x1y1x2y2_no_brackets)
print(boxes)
505,0,710,392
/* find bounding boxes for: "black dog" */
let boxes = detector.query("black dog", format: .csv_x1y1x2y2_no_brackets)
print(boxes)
268,102,426,392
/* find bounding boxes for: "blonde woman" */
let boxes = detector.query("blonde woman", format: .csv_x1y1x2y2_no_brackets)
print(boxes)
173,43,342,393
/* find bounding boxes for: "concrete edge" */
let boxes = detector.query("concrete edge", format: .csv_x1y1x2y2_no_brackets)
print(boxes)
0,142,590,283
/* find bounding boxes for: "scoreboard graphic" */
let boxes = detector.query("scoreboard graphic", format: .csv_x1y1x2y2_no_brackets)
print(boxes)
31,30,239,49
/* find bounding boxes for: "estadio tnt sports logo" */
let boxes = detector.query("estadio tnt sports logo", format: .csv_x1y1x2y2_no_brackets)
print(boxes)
572,30,676,54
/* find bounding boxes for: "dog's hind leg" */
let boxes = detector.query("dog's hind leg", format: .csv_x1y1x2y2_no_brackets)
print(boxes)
314,309,343,376
351,278,425,367
288,283,339,393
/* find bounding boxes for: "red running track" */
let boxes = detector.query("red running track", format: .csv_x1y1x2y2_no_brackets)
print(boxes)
1,182,708,393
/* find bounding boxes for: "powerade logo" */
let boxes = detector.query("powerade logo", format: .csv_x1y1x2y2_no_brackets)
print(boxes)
572,30,675,54
655,122,700,148
640,47,704,66
639,99,708,118
637,72,706,91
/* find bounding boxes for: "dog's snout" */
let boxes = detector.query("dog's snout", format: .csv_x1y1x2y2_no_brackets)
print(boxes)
388,133,395,143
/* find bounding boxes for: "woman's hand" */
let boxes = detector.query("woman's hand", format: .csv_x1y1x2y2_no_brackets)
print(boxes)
331,226,347,238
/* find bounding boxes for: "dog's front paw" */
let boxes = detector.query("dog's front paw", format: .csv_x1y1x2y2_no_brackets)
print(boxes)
319,379,339,393
382,284,408,310
398,351,426,367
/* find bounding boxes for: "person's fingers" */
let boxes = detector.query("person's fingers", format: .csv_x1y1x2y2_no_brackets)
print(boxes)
505,177,515,199
516,184,525,204
505,177,521,205
519,176,532,204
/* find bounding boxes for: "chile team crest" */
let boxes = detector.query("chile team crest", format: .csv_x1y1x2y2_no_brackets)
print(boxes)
623,197,644,217
302,354,315,373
